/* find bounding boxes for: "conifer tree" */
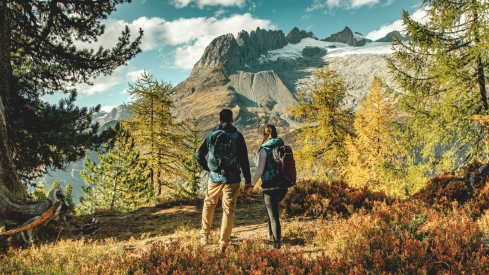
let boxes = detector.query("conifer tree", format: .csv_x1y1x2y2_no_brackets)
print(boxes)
390,0,489,172
0,0,142,225
175,118,203,197
342,78,405,195
287,66,354,179
124,72,184,196
80,125,149,213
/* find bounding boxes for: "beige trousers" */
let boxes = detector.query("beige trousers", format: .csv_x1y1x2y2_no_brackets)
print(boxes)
200,181,240,247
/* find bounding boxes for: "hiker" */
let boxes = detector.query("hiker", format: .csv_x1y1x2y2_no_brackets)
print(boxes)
196,109,252,253
246,125,295,250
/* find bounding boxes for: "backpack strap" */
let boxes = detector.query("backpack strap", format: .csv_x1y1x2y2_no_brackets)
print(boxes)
230,131,239,141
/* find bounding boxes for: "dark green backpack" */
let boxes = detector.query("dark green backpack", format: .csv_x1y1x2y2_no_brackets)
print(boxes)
208,130,239,175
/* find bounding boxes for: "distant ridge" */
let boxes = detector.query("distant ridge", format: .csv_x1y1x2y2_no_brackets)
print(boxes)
322,26,372,47
375,31,410,42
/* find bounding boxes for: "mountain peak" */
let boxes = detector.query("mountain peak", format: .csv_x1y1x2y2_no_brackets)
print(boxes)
191,27,288,77
322,26,371,47
375,31,410,42
286,27,317,44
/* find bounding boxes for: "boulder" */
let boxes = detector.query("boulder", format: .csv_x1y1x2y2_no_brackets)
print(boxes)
302,46,327,57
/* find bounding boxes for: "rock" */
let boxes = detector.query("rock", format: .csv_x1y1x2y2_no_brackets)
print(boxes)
192,27,289,76
302,46,327,57
192,33,245,75
286,27,317,44
322,26,372,47
327,45,337,49
375,31,410,42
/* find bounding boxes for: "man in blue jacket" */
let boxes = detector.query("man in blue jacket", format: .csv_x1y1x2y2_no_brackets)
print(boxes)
196,109,251,253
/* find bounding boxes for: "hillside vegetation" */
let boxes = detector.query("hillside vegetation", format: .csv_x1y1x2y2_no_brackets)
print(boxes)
2,161,489,274
3,0,489,274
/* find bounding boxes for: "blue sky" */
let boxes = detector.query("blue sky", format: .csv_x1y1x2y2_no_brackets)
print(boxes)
44,0,425,111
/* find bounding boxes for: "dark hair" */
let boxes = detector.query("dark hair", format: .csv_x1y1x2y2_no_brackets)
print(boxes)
261,125,278,146
219,109,233,123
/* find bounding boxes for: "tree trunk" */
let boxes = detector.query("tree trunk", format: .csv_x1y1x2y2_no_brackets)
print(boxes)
0,1,62,230
109,150,120,208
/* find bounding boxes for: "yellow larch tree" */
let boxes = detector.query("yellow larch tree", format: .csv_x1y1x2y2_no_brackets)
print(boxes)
287,66,354,180
342,78,404,195
124,71,185,197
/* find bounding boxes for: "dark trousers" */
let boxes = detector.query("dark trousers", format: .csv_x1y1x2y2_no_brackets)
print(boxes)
263,189,288,244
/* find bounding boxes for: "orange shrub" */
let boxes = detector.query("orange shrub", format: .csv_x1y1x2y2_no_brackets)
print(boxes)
313,201,489,274
414,161,489,219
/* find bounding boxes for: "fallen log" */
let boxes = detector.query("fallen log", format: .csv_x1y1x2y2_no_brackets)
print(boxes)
0,199,65,241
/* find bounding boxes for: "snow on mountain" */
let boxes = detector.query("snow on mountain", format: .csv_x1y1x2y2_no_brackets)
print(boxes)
100,105,115,113
326,42,394,58
258,38,393,63
353,32,365,40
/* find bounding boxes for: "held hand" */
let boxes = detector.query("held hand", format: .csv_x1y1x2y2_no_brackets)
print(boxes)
245,183,253,194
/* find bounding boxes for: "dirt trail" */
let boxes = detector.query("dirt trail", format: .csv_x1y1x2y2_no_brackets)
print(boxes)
39,192,314,252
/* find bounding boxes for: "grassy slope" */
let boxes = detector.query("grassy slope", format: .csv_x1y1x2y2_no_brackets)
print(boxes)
4,162,489,274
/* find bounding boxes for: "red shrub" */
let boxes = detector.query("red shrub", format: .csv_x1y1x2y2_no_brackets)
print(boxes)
280,180,394,217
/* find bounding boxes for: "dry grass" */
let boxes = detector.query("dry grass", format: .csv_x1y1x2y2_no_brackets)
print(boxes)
3,168,489,274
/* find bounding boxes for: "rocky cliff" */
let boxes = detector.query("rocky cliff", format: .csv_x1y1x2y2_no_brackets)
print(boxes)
286,27,317,44
191,27,289,77
323,26,372,46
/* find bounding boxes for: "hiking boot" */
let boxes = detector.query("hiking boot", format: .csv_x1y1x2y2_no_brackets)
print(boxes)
200,235,208,245
272,243,281,250
263,232,273,242
219,243,238,253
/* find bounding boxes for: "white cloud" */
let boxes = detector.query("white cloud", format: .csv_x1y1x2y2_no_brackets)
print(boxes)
214,9,228,17
301,14,311,20
382,0,394,7
76,14,275,70
100,106,116,113
412,2,422,8
307,0,383,11
74,68,144,96
120,88,128,94
75,17,167,51
366,9,429,40
350,0,379,8
306,0,326,12
170,0,246,9
171,14,276,69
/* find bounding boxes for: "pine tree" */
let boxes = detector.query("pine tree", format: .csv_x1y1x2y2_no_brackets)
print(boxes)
65,184,75,215
390,0,489,172
342,78,405,195
175,118,203,197
124,71,185,197
287,66,354,179
80,125,149,213
0,0,142,225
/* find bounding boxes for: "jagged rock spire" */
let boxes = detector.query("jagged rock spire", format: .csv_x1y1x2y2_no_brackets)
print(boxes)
286,27,317,44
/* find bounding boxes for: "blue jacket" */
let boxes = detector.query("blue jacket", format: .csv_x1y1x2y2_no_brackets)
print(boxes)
196,123,251,184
